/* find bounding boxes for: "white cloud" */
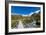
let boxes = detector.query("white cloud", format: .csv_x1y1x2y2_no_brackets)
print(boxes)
28,12,34,16
22,14,28,16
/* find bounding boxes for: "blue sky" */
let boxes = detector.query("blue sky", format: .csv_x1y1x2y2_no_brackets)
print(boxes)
11,6,40,15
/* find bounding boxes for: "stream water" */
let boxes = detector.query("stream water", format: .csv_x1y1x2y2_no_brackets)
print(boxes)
17,20,24,29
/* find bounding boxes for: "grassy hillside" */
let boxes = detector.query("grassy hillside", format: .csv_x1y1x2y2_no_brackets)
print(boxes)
11,12,40,28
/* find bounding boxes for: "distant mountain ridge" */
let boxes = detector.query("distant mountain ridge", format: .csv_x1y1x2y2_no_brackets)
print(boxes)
11,10,40,17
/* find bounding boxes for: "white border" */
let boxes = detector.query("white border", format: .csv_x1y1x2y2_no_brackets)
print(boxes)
8,3,43,32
